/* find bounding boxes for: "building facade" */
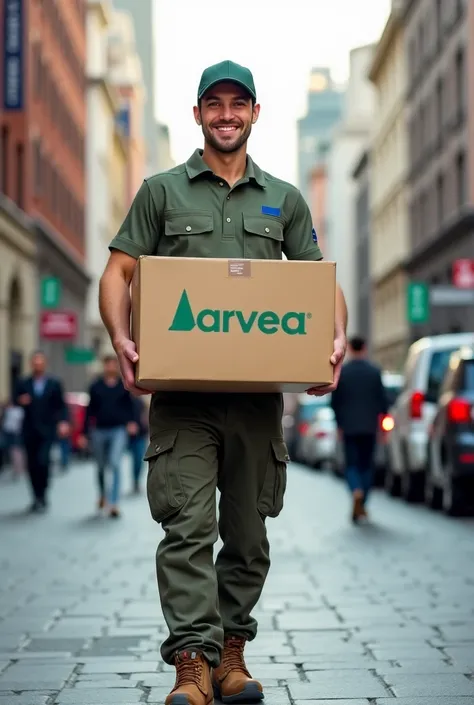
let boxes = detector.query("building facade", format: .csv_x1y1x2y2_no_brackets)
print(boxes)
0,196,37,401
369,2,410,371
157,122,175,172
107,9,145,203
112,0,157,175
308,164,328,255
1,0,90,393
326,45,376,336
352,150,372,347
403,0,474,338
86,0,123,368
297,68,344,205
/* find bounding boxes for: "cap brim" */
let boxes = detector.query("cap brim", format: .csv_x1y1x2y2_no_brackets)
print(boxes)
198,78,256,101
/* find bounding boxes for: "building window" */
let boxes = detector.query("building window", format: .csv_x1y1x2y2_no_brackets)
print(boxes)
436,77,443,139
436,173,444,224
455,48,465,121
1,126,8,196
436,0,442,47
16,143,24,209
33,139,42,196
456,152,466,208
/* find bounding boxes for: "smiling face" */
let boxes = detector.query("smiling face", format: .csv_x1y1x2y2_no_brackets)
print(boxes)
194,82,260,154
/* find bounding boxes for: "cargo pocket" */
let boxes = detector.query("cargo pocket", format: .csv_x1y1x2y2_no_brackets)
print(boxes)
144,430,186,524
257,438,290,518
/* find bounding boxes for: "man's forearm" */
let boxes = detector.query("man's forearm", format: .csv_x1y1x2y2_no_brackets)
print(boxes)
99,269,132,346
335,283,348,334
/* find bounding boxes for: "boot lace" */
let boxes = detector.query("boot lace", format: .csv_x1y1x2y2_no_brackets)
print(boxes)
222,637,251,677
176,655,202,687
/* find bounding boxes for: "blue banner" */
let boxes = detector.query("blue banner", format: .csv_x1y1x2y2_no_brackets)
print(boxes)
3,0,24,110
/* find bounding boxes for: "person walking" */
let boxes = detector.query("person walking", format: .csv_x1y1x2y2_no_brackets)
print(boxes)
98,60,347,705
14,351,70,512
128,395,149,494
79,354,140,518
0,399,25,479
330,336,388,523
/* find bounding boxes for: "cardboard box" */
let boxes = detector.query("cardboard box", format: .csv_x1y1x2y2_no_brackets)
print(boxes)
131,256,336,393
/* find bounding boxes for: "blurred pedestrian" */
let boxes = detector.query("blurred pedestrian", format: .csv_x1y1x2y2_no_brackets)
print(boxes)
128,395,149,494
331,336,388,523
14,351,70,513
78,355,140,518
98,59,347,705
0,399,25,478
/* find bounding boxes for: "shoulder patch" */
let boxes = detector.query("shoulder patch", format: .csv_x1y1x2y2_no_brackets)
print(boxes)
312,227,318,243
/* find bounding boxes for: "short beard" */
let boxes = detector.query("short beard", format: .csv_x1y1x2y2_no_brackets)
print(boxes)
202,123,252,153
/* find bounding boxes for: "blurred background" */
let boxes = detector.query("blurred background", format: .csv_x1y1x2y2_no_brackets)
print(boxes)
1,0,474,498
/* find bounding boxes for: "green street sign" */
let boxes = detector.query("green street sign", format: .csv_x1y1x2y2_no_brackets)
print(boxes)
65,347,96,365
407,282,430,324
41,276,61,308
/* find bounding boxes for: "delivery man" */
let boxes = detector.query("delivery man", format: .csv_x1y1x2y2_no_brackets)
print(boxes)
99,60,347,705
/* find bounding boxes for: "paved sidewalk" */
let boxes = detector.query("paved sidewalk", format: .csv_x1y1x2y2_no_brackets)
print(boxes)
0,458,474,704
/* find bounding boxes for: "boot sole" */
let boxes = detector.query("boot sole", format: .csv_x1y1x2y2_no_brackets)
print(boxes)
213,682,264,703
167,696,213,705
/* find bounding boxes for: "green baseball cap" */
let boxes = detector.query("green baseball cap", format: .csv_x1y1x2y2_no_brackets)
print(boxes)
197,60,257,101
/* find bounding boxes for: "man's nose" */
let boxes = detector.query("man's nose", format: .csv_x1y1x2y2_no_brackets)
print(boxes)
219,106,234,121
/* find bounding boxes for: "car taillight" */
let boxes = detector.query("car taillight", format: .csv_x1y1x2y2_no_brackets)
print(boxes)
447,398,471,424
298,422,309,435
381,414,395,432
410,391,424,419
315,430,327,438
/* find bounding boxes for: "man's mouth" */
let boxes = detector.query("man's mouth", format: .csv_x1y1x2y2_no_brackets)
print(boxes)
214,125,239,133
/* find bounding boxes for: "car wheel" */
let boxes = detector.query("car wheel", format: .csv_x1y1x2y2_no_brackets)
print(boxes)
442,473,468,517
424,472,443,510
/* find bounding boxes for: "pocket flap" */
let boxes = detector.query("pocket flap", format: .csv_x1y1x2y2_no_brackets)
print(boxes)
144,430,178,460
271,438,290,463
243,215,284,242
164,211,213,237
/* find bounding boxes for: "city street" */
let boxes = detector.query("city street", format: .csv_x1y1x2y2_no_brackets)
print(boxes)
0,459,474,705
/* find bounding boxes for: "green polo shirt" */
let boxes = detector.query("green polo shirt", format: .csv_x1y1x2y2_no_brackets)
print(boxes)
109,149,323,262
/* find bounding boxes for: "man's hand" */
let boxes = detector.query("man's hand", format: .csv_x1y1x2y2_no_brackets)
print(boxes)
57,421,70,438
306,329,347,396
77,434,88,449
18,393,31,406
114,337,150,396
127,421,139,436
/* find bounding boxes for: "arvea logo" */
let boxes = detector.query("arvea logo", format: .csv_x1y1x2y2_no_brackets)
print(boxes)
168,290,310,336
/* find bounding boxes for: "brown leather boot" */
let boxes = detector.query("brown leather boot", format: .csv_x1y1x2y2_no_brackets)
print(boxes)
212,635,263,703
165,650,213,705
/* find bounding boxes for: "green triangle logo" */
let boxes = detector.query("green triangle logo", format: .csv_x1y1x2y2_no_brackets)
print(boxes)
168,289,196,331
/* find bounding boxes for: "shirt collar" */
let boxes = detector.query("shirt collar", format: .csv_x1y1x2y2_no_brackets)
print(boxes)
185,149,266,189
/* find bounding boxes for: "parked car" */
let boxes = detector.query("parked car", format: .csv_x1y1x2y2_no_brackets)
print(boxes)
299,399,337,470
286,394,333,464
385,333,474,502
425,345,474,516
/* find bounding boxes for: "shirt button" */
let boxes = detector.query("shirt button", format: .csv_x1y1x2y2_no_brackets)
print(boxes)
219,182,224,187
265,227,270,233
226,217,231,223
226,196,230,200
186,226,192,232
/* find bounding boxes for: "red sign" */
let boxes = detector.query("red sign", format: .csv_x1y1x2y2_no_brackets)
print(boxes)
40,311,77,340
452,259,474,289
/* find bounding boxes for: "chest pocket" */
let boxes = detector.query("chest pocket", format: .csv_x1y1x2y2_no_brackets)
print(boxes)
162,210,214,257
243,214,284,260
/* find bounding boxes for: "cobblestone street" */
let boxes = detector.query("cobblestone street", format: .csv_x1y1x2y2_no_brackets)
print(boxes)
1,458,474,705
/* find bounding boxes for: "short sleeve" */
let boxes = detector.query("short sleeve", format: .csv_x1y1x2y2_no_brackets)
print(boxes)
109,180,163,258
283,192,323,261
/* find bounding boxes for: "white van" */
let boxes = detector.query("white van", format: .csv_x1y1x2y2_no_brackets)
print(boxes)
385,333,474,502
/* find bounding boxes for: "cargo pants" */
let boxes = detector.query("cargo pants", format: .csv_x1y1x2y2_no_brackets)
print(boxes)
144,392,289,668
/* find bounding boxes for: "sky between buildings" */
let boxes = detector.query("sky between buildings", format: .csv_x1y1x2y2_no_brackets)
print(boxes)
155,0,391,184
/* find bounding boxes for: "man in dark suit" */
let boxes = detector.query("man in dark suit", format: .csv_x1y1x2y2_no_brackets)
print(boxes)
330,336,388,522
15,351,70,513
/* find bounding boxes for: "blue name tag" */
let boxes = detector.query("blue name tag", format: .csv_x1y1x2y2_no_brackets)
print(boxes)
312,227,318,243
261,206,281,217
